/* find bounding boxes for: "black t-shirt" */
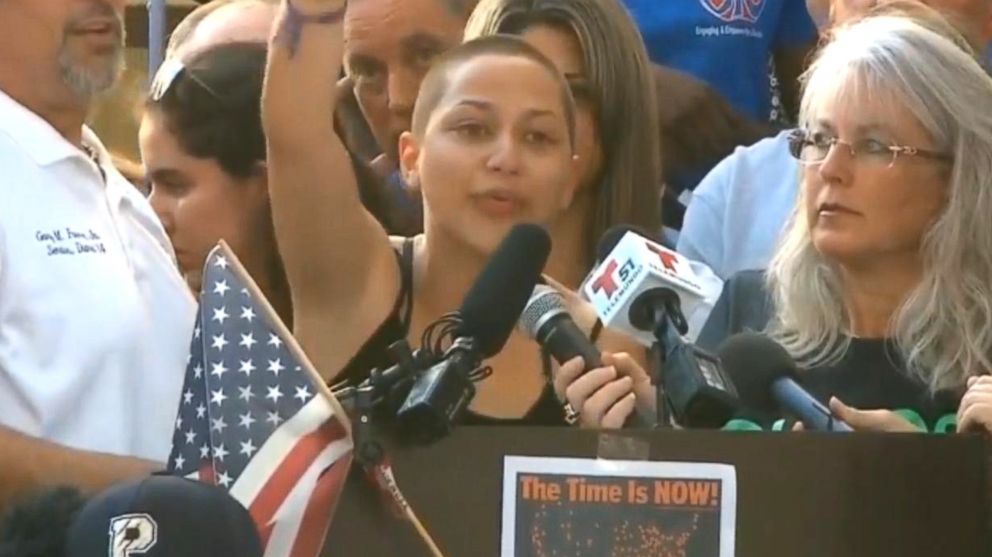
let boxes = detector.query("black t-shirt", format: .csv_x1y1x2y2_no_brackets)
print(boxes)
778,337,959,429
337,240,577,428
700,270,961,431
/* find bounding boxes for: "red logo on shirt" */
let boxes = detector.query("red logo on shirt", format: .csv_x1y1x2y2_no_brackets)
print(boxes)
700,0,766,24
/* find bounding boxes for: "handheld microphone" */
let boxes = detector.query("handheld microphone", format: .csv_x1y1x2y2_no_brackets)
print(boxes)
519,285,602,370
717,332,853,432
584,227,737,428
397,224,552,443
582,226,708,346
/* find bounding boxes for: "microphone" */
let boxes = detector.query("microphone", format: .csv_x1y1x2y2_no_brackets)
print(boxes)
526,286,727,428
396,224,552,443
717,333,853,432
583,226,709,345
519,285,603,370
583,226,737,428
660,342,739,428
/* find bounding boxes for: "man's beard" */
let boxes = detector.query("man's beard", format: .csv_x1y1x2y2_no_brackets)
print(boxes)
56,9,126,99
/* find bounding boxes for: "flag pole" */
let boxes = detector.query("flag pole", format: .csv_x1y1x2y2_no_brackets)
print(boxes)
406,510,446,557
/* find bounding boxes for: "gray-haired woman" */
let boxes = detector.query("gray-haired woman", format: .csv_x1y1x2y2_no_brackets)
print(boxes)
701,12,992,434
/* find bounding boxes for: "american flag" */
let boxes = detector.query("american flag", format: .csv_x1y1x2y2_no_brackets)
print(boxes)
167,243,353,557
168,310,216,484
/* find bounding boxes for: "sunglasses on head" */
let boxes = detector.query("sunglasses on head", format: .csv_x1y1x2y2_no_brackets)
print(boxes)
149,58,224,103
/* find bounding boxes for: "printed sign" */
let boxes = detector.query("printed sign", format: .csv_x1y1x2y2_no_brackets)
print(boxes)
502,457,736,557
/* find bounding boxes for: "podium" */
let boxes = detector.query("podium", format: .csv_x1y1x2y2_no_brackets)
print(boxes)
323,427,990,556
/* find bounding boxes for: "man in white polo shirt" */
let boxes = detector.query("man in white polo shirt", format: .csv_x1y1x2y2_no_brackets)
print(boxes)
0,0,195,506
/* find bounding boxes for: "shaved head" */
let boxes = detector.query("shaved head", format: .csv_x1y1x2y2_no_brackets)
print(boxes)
410,35,576,148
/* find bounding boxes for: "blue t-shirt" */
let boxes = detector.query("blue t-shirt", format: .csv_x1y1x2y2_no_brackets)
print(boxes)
623,0,816,121
677,130,798,279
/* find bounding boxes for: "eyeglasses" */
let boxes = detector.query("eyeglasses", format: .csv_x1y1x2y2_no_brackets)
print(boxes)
787,128,952,167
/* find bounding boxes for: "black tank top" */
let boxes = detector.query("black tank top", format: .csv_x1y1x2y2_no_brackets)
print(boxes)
335,239,604,427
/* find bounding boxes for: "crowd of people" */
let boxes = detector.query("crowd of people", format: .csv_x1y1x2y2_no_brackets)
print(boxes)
2,0,992,553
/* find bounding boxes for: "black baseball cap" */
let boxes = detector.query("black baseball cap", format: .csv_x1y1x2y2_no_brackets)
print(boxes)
65,474,263,557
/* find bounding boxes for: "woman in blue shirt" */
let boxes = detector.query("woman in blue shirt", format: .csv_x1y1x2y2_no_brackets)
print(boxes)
622,0,817,122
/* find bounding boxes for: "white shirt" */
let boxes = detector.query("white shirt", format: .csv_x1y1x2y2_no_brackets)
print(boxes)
0,90,196,462
677,131,800,279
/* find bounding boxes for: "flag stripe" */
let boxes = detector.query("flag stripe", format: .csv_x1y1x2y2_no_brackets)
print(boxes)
261,438,353,557
229,395,336,503
248,419,347,546
288,454,353,557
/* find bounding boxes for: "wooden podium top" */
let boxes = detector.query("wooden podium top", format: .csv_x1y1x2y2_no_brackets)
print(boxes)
324,427,989,557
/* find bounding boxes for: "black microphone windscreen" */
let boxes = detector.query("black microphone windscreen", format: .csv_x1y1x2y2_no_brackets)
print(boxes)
717,332,798,418
457,224,551,357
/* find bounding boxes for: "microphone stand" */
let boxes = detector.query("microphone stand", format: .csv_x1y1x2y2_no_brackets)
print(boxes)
334,341,449,557
632,288,690,429
343,340,425,467
649,330,671,429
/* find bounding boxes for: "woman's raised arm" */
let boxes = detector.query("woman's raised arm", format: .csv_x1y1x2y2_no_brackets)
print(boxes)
262,1,400,379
